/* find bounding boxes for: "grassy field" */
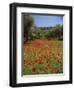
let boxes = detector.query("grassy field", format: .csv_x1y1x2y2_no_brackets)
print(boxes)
23,39,63,75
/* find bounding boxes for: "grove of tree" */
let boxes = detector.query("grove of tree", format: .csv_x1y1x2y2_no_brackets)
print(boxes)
23,15,63,42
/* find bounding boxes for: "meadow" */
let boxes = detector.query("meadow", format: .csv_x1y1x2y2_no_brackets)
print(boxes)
23,39,63,75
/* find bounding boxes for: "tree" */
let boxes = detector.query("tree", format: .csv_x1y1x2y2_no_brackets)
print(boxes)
54,24,63,40
23,14,34,42
45,24,63,40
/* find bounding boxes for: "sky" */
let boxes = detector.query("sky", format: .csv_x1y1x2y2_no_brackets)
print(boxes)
32,15,63,27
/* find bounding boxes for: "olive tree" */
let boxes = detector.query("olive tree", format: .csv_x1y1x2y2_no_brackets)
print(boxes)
23,14,34,42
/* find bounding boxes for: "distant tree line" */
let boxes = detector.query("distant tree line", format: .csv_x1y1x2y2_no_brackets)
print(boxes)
23,15,63,42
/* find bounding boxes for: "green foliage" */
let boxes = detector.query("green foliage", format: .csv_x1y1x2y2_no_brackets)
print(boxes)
45,24,63,40
28,24,63,40
23,14,63,40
